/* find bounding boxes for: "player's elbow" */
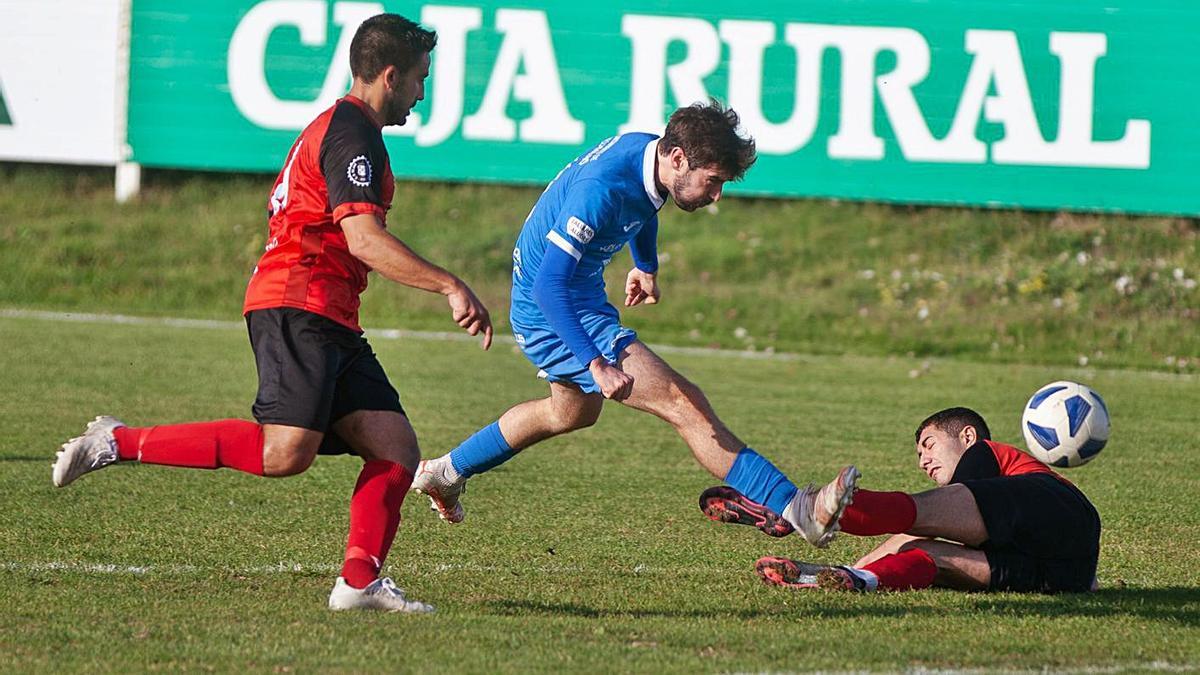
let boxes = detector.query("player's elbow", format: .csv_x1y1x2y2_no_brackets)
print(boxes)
344,228,380,266
341,214,385,264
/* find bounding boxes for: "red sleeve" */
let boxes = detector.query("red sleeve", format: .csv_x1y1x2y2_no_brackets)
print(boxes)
332,202,385,224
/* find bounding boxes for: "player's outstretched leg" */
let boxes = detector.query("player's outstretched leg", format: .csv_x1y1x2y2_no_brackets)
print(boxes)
700,466,860,547
755,547,938,592
53,415,269,486
616,342,856,544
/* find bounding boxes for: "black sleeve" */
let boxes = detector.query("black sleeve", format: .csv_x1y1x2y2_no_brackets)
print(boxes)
319,104,388,217
950,440,1002,483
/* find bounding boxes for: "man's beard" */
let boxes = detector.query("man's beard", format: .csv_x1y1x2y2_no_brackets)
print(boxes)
386,96,411,126
671,173,710,212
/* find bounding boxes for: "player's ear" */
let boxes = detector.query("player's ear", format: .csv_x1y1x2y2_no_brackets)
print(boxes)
381,64,398,90
960,425,977,447
670,147,688,172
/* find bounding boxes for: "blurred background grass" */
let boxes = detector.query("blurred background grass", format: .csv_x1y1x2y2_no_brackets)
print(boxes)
1,162,1196,371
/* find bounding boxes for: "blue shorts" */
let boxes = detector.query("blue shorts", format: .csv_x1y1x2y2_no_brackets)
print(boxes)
511,303,638,394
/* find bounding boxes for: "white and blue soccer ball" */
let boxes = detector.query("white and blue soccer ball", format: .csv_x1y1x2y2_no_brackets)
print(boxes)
1021,381,1110,468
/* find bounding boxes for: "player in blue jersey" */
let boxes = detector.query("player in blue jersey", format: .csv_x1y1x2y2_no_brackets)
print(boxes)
411,101,856,543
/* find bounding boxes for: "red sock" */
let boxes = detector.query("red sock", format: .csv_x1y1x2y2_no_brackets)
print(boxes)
341,460,413,589
839,490,917,536
112,420,264,475
861,547,937,590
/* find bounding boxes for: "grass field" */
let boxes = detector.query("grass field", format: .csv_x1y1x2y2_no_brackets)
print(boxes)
1,312,1197,672
1,164,1197,671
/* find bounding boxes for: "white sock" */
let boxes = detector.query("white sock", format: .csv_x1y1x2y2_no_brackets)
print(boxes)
440,456,463,483
846,567,879,591
781,487,808,530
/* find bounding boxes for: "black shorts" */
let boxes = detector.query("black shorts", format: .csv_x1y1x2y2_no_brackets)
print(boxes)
961,473,1100,593
246,308,403,449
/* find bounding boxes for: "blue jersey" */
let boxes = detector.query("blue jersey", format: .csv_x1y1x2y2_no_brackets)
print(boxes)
508,132,666,386
511,132,665,325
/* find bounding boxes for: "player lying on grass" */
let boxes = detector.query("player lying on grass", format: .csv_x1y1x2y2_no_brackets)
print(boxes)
410,100,858,546
51,14,493,613
702,407,1101,594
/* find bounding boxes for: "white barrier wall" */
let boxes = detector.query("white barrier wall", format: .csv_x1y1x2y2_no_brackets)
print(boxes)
0,0,127,165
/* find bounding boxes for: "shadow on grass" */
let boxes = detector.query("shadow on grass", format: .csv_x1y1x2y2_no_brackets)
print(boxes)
486,587,1200,624
963,587,1200,624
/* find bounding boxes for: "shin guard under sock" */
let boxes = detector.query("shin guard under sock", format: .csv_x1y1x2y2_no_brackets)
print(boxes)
839,490,917,536
341,460,413,589
112,420,265,475
860,547,938,590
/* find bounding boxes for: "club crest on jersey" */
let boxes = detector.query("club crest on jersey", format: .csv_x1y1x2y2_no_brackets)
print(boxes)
567,216,594,244
347,155,372,187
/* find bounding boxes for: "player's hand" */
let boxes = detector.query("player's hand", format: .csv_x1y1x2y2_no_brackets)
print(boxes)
589,358,634,400
624,268,660,307
446,280,493,350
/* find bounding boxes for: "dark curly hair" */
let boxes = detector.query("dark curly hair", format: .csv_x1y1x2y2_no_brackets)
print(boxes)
659,99,757,180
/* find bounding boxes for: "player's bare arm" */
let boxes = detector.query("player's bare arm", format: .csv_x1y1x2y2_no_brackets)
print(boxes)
342,212,493,350
624,268,660,307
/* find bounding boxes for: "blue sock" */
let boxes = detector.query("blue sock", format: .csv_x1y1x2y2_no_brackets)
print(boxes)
724,448,798,515
448,421,516,478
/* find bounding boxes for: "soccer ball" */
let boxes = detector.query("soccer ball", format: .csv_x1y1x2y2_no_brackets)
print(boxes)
1021,381,1110,468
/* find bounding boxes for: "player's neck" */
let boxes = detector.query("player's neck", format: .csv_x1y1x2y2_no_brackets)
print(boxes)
652,152,670,199
347,82,387,128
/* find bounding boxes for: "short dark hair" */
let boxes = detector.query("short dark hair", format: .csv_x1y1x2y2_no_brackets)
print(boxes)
349,14,437,84
659,99,757,180
915,407,991,444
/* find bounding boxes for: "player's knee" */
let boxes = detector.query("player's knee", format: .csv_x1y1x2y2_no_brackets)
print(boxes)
360,443,420,472
550,400,601,432
262,442,317,477
573,405,602,430
897,539,937,557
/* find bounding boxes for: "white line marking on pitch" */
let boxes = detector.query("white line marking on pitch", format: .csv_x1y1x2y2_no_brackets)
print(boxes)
1,307,1195,379
0,560,675,577
906,665,1198,674
0,308,808,363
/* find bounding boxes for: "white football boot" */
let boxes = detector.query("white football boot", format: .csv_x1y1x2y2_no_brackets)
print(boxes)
411,456,466,523
782,465,861,548
52,416,126,487
328,577,435,613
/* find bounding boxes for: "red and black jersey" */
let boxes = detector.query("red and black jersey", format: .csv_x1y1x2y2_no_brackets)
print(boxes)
243,95,394,332
951,439,1074,486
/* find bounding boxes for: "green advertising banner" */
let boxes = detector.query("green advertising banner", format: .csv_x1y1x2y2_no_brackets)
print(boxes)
129,1,1199,215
